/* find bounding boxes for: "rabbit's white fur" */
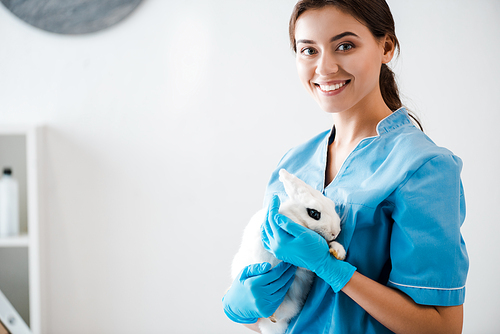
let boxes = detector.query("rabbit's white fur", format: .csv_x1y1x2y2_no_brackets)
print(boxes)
231,169,346,334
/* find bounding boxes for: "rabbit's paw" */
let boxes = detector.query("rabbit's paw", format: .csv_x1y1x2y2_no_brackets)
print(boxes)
329,241,346,260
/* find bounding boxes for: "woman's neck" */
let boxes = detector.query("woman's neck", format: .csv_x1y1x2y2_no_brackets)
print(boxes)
331,102,392,147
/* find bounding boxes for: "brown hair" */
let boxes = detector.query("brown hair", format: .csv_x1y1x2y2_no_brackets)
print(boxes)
289,0,422,129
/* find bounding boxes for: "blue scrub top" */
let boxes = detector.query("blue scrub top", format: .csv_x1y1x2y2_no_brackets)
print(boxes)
263,108,469,333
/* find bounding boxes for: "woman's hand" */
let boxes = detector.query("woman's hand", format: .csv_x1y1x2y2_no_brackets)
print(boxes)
222,261,296,324
261,194,330,269
261,194,356,293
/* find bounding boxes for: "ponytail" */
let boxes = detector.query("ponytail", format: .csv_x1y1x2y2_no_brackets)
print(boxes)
380,63,401,112
380,63,423,130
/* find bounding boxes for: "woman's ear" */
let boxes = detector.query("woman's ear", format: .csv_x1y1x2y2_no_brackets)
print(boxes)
381,35,396,64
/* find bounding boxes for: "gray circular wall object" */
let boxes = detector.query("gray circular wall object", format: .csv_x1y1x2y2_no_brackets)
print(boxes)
0,0,143,34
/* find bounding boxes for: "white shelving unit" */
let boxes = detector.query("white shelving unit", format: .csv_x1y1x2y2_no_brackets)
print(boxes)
0,125,40,334
0,236,30,248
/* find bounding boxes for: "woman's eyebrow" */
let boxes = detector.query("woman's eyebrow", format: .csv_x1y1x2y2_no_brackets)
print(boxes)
330,31,359,42
296,31,359,45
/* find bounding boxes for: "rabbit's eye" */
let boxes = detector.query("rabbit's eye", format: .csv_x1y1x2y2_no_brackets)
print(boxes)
307,208,321,220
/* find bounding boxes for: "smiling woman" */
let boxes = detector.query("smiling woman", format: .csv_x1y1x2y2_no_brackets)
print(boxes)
290,0,421,129
222,1,469,334
294,7,392,119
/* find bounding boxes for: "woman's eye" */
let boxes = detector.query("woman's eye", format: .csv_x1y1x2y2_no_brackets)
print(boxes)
301,47,317,56
337,43,353,52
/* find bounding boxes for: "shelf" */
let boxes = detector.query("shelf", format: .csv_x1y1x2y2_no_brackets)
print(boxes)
0,235,29,248
0,125,40,334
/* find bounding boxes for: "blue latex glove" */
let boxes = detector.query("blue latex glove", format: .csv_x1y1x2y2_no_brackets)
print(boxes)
222,261,297,324
261,195,356,293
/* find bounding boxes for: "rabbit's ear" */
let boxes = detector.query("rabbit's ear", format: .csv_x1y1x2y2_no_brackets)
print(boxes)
279,169,317,205
279,169,302,198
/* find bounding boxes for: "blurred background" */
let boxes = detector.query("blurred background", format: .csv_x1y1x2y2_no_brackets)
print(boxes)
0,0,499,333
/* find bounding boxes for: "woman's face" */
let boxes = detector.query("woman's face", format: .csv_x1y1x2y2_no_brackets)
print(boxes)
294,6,393,114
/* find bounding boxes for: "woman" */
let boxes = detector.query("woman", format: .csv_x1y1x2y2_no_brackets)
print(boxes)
222,0,469,333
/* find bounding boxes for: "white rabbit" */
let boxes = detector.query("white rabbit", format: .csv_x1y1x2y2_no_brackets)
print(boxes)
231,169,346,334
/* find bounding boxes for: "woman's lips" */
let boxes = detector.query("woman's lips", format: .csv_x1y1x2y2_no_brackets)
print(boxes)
315,80,351,93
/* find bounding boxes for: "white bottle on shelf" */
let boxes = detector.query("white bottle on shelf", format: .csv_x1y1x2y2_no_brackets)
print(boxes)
0,167,19,237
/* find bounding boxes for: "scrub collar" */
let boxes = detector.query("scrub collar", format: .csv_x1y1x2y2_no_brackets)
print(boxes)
328,107,412,145
376,107,412,135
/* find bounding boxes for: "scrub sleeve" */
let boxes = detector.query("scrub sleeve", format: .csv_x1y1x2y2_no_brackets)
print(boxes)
387,154,468,305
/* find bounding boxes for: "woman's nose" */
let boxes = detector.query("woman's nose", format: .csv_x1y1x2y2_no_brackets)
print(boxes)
315,52,339,76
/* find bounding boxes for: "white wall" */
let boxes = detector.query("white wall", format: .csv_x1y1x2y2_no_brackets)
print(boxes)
0,0,498,333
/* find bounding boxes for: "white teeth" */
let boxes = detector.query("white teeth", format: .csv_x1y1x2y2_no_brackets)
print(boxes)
319,82,347,92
